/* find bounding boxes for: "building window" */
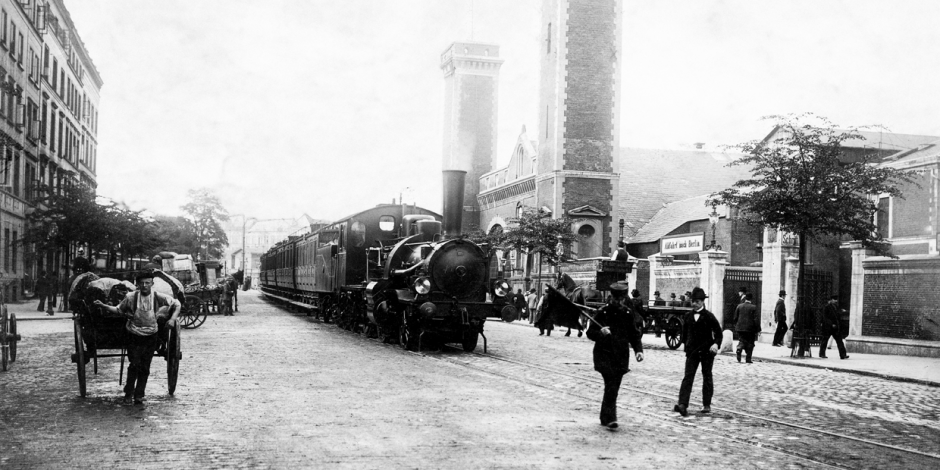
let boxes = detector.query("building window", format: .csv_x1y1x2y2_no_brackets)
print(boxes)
3,228,9,272
9,23,14,58
0,10,6,47
11,230,15,273
876,196,891,238
16,32,22,65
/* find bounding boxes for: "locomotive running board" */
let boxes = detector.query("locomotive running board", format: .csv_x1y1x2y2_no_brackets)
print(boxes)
262,291,317,311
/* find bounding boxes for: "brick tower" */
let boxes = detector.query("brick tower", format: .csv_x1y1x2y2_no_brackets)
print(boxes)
536,0,622,257
440,41,504,233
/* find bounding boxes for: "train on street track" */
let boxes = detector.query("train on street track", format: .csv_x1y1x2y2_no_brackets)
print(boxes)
259,170,516,353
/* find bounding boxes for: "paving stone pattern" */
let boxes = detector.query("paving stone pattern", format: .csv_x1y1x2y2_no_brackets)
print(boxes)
0,292,936,469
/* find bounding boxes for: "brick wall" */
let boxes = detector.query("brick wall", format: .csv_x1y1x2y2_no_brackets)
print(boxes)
563,177,612,254
561,0,616,173
862,257,940,341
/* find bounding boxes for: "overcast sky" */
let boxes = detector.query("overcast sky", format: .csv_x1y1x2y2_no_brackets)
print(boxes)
66,0,940,221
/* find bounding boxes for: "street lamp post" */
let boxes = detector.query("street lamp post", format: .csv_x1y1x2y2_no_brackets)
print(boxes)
705,204,722,251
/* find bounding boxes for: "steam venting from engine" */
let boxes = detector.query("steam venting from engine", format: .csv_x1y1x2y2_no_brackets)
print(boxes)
441,170,466,238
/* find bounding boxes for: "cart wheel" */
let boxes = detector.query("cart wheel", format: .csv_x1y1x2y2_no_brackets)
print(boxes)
9,313,16,362
167,321,181,395
183,296,207,329
74,318,87,397
665,317,683,350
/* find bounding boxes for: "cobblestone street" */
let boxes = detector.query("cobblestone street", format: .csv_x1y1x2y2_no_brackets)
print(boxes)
1,291,938,469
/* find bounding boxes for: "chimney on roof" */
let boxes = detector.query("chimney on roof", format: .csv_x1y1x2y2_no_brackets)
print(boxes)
694,142,705,150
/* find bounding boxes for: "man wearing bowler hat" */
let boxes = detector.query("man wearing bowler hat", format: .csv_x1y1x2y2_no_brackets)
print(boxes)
674,286,722,416
772,290,788,346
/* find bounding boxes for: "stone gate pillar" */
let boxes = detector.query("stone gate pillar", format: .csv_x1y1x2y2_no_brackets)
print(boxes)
841,241,873,338
761,227,799,334
699,250,729,328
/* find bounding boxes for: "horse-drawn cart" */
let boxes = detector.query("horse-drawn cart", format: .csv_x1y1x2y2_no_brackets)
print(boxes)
646,305,692,349
68,273,182,397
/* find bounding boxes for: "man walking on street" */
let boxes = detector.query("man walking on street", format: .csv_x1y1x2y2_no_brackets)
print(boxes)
586,281,644,430
734,293,760,363
36,271,52,314
772,290,788,346
674,287,722,417
820,295,849,360
94,272,180,405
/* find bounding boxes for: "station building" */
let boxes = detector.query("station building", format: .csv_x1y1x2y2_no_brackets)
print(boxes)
441,0,940,356
0,0,100,301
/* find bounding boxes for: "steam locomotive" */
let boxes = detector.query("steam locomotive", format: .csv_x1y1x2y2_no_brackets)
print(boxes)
259,171,515,352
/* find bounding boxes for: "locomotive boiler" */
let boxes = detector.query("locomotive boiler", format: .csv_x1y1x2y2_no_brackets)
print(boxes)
260,170,513,352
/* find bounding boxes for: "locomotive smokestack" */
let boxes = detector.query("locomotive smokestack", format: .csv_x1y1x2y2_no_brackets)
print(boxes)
441,170,466,238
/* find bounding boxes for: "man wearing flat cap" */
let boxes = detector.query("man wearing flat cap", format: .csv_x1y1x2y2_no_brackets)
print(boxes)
772,290,788,346
95,271,180,405
674,286,722,417
586,281,644,430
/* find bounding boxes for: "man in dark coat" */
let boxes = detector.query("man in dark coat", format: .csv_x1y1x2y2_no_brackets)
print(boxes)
534,285,554,336
772,290,788,346
819,295,849,359
586,281,644,430
512,289,527,321
674,287,722,416
733,293,760,363
36,271,51,313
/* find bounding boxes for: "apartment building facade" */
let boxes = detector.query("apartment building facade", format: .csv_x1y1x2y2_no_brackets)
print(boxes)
0,0,100,301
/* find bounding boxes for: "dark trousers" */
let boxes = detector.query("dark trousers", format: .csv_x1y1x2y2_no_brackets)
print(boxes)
37,294,50,311
772,322,788,345
678,351,715,408
819,332,847,358
736,331,757,361
600,372,624,425
124,333,159,399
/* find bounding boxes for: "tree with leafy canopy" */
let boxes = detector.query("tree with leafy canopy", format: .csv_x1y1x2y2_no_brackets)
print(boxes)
708,114,915,354
181,188,230,260
490,206,580,293
149,215,199,259
21,182,160,270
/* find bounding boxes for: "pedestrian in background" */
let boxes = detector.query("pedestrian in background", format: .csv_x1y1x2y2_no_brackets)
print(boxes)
681,291,693,308
586,281,644,430
60,269,71,312
674,287,722,417
512,289,527,321
772,290,788,346
630,289,649,333
653,291,666,306
733,293,760,363
49,272,60,312
534,285,553,336
820,295,849,360
36,271,52,314
525,288,537,324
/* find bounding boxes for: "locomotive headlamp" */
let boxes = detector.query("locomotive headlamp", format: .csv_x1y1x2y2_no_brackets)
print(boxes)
414,277,431,295
493,280,511,297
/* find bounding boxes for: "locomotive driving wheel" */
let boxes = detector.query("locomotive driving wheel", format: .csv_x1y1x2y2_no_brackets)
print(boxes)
664,316,683,350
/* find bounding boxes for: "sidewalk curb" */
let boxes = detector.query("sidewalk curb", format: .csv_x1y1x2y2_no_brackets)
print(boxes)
497,320,940,388
642,342,940,388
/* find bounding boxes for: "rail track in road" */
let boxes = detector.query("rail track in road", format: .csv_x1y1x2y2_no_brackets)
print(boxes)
265,294,939,470
432,345,940,470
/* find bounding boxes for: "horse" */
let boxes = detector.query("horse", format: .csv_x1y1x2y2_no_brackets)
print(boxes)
551,273,603,337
